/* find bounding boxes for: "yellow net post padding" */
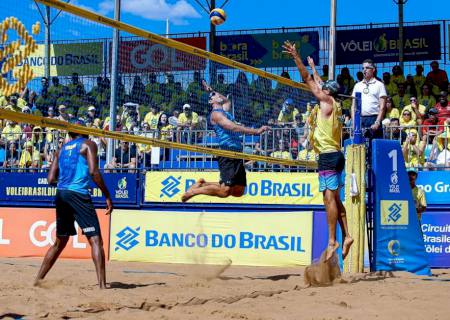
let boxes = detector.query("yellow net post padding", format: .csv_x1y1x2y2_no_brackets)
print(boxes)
343,144,366,273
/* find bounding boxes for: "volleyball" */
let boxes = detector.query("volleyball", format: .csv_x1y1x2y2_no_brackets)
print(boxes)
210,8,226,26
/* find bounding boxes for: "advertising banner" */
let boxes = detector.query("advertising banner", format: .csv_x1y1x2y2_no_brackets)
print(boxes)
0,208,110,259
214,31,320,68
421,212,450,268
16,42,103,76
372,140,431,275
110,210,313,267
416,171,450,205
115,37,207,73
336,24,441,64
0,172,137,205
144,171,321,205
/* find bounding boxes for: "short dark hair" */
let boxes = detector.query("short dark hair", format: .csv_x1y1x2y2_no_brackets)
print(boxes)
362,59,375,67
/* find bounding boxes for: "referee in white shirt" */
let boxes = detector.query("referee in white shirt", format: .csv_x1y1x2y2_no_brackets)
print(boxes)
352,59,387,139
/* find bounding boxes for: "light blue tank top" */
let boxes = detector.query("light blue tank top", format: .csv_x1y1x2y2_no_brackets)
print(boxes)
210,109,242,152
57,137,91,195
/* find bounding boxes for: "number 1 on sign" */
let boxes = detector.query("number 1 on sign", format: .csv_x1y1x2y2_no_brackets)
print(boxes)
388,149,398,172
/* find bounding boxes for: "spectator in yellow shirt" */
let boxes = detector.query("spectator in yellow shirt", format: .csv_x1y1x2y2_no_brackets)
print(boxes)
19,141,41,170
392,65,406,86
385,96,400,119
402,129,426,167
277,98,299,126
407,167,426,222
402,97,426,124
392,83,411,109
399,109,416,128
177,104,199,130
418,83,436,110
4,95,22,113
297,141,318,161
383,73,398,97
1,121,22,143
413,65,426,95
143,104,161,130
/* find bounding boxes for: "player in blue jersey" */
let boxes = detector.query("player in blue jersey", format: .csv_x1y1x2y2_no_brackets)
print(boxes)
182,81,269,202
34,120,113,289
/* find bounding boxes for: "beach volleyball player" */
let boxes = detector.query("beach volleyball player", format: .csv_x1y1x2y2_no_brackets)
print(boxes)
283,41,353,261
181,81,269,202
34,120,113,289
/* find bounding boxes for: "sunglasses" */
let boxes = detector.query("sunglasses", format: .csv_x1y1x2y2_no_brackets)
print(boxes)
403,113,411,116
208,91,217,99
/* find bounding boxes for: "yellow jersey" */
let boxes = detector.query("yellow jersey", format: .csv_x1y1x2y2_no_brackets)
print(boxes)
144,112,162,130
412,186,426,220
277,108,299,123
178,112,199,126
297,148,318,161
385,108,400,119
270,150,292,160
313,100,342,154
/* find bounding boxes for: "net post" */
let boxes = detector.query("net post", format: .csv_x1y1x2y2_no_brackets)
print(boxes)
353,92,363,144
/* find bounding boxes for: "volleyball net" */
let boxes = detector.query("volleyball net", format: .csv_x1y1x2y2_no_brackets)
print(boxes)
0,0,319,168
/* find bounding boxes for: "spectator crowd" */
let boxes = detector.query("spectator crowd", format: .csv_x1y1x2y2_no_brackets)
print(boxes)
1,60,450,171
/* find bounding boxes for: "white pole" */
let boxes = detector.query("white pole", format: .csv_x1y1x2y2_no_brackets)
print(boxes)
166,19,170,38
329,0,337,80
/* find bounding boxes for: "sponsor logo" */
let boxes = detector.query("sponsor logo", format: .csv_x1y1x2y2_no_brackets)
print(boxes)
387,240,400,256
381,200,408,226
115,177,129,199
160,176,182,198
115,226,140,251
389,172,400,193
29,220,86,248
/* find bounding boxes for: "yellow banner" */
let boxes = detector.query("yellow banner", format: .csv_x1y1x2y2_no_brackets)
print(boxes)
17,42,103,77
144,171,321,205
110,210,313,266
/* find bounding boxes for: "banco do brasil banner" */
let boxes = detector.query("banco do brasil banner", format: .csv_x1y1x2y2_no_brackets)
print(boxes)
145,171,321,205
114,37,207,73
110,210,313,266
0,172,136,204
336,24,441,64
214,32,320,68
16,42,103,76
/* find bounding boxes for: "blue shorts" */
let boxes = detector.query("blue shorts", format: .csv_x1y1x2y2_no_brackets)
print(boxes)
318,151,345,192
319,170,343,192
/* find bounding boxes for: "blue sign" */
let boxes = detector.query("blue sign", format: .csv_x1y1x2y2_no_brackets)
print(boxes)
337,24,441,65
214,32,320,68
0,172,137,204
416,171,450,205
372,140,431,275
422,212,450,268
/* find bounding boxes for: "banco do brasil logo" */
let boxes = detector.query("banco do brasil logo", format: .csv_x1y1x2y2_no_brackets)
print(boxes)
387,203,402,222
380,200,408,226
161,176,181,198
115,226,140,251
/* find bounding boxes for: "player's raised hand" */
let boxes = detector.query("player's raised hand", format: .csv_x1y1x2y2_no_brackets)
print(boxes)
256,126,270,134
202,79,212,92
282,41,299,59
307,56,316,69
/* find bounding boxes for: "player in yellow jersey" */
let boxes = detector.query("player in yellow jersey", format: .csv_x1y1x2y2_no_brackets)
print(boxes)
283,41,353,261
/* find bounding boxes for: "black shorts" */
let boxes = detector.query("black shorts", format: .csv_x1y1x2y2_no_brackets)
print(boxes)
318,151,345,173
217,156,247,187
55,189,101,238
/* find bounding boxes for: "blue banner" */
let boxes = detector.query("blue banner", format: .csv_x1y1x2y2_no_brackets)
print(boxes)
337,24,441,65
422,212,450,268
416,171,450,205
214,32,320,68
372,140,431,275
0,172,137,204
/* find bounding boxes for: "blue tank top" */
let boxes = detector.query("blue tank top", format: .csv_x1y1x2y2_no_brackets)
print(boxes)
57,137,91,195
210,109,242,152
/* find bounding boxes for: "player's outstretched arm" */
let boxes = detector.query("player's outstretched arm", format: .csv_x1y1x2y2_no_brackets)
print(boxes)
84,140,113,215
282,41,331,104
212,112,269,135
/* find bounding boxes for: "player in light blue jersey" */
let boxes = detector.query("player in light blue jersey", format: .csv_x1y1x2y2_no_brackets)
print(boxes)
182,81,268,202
35,120,113,289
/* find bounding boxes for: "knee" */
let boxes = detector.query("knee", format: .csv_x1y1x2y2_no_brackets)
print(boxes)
88,235,103,247
54,237,69,249
218,186,232,198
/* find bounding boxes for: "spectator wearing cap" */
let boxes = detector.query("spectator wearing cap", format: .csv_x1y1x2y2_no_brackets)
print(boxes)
352,59,387,139
413,65,426,95
402,128,426,168
177,104,199,130
19,141,41,170
418,83,436,110
382,72,398,97
422,108,444,140
435,91,450,123
392,83,410,110
426,61,449,93
407,167,426,222
143,104,161,130
86,105,96,123
277,98,299,126
56,105,69,121
402,96,426,124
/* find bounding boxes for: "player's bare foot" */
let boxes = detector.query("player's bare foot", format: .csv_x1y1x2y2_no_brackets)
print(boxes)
181,191,194,202
342,237,354,260
325,241,339,261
